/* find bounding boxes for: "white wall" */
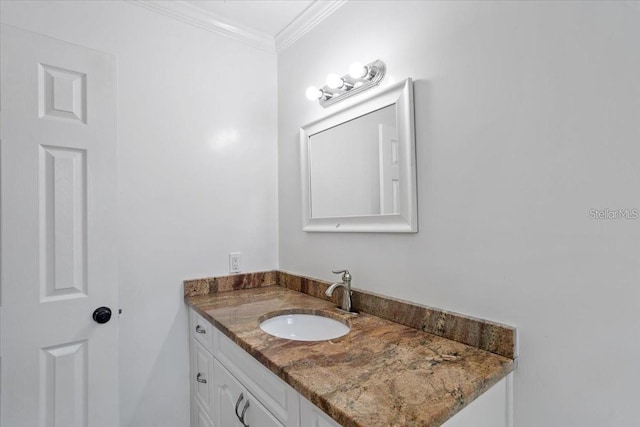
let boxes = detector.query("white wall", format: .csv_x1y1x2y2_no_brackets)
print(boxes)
278,2,640,426
0,1,278,426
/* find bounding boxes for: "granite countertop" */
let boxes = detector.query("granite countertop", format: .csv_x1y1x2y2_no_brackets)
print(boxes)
185,273,515,427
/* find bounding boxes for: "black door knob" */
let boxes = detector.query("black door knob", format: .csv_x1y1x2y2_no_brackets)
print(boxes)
92,306,112,324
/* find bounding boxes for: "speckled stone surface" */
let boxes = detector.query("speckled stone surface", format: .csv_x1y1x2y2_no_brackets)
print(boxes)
185,271,515,359
184,270,276,296
277,271,515,359
184,279,515,427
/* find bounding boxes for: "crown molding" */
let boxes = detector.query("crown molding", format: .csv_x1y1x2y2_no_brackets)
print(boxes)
129,0,276,54
128,0,345,55
275,0,347,53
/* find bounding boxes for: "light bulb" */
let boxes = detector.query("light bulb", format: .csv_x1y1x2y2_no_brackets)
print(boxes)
305,86,322,100
326,73,344,89
349,62,368,79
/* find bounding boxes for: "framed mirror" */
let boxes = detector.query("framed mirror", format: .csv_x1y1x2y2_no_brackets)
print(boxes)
300,78,417,232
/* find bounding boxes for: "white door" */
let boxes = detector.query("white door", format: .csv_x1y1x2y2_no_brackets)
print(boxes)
0,24,118,427
378,124,400,214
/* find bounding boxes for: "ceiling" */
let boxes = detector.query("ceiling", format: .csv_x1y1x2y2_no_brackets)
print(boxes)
183,0,314,37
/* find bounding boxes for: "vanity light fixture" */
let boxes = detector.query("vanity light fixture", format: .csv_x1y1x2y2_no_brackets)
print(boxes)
305,59,386,108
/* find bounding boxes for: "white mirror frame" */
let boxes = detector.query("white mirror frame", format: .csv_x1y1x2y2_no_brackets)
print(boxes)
300,78,417,233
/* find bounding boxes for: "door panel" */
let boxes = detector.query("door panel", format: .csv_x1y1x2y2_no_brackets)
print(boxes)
39,145,88,301
41,340,88,427
0,24,118,427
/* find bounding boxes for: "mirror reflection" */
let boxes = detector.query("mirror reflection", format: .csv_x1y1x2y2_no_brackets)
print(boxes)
309,105,398,218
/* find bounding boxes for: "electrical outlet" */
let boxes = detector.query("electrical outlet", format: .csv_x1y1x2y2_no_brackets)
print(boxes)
229,252,241,274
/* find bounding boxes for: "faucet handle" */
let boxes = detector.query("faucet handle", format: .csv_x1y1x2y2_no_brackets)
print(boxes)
332,269,352,282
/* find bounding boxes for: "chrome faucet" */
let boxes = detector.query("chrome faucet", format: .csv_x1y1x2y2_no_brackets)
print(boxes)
326,270,354,313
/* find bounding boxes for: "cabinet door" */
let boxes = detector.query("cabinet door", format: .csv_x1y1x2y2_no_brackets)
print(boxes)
214,360,284,427
192,339,215,418
213,329,299,426
191,401,214,427
243,388,284,427
213,360,244,427
300,395,341,427
441,376,508,427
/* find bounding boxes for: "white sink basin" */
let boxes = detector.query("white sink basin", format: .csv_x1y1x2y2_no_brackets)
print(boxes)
259,313,350,341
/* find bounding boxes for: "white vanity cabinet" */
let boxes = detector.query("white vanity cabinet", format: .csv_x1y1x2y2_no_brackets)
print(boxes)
191,401,215,427
192,339,215,417
299,396,340,427
189,307,300,427
188,307,510,427
441,375,510,427
189,309,216,426
213,327,300,426
213,359,285,427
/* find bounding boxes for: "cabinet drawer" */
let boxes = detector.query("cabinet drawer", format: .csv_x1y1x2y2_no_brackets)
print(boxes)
213,328,299,426
190,308,214,353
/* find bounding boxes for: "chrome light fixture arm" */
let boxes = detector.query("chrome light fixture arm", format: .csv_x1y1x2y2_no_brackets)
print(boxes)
307,59,386,108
